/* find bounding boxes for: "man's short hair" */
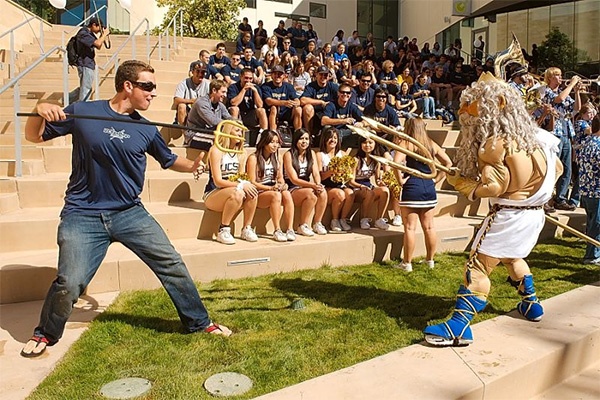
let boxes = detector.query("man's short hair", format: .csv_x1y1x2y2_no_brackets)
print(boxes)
209,79,227,93
88,17,100,27
115,60,154,92
216,42,226,50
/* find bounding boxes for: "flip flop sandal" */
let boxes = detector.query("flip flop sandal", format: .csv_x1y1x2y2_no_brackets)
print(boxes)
204,322,232,337
21,335,51,358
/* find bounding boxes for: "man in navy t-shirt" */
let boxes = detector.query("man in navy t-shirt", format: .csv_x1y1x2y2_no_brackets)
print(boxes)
363,88,401,130
261,65,302,130
300,65,339,135
20,60,232,358
228,68,268,132
240,46,264,84
222,52,243,86
72,17,109,102
322,83,365,148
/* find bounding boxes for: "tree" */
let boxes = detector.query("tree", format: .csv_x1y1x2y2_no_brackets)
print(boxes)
156,0,246,41
537,27,590,73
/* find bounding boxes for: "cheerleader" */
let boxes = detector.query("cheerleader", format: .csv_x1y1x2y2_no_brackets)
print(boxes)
283,129,328,236
348,136,390,230
246,130,296,242
316,126,355,231
393,118,452,271
204,125,259,245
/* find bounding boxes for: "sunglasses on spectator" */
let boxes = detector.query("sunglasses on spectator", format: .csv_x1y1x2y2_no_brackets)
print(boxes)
130,81,157,91
361,79,371,83
375,95,387,99
339,91,352,95
193,69,206,74
232,57,241,61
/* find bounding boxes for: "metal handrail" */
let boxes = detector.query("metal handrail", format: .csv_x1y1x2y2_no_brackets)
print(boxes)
1,17,47,77
94,18,151,100
158,8,184,61
0,46,69,177
60,6,108,49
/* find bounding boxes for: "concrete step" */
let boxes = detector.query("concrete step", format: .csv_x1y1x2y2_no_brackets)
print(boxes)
0,159,45,176
254,283,600,400
428,128,461,147
0,215,481,304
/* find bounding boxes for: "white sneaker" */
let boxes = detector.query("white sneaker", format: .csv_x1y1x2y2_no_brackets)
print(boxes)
273,229,287,242
286,229,297,241
217,227,235,245
313,222,328,235
423,259,435,269
374,218,390,230
393,261,413,272
360,218,372,229
330,219,342,232
392,215,402,226
297,224,315,237
241,225,258,242
339,218,352,231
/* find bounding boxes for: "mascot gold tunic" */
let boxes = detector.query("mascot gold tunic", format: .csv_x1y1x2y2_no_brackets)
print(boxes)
423,72,562,346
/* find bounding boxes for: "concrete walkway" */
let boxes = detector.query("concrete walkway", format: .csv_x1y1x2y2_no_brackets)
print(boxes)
1,285,599,400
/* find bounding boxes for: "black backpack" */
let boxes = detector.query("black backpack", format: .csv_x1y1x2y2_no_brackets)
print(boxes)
66,35,79,66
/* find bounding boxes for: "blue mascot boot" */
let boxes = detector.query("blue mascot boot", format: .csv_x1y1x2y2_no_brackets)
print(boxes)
423,286,487,346
516,274,543,321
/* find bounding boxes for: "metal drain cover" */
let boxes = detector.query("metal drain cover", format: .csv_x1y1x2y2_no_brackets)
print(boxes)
204,372,253,397
100,377,151,399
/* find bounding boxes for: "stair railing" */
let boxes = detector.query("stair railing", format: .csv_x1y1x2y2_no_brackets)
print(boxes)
94,18,151,100
0,16,48,78
158,8,183,61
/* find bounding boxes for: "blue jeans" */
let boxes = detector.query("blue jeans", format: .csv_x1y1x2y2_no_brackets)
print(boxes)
35,204,211,343
77,65,95,102
554,135,572,203
417,96,436,118
581,196,600,261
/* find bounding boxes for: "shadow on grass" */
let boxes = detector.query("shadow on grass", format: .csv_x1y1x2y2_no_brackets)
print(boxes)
94,313,186,334
272,278,458,330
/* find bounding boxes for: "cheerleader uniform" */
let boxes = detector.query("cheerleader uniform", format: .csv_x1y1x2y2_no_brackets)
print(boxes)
203,152,240,200
320,150,346,189
284,155,309,192
257,158,277,193
399,155,437,208
354,156,377,189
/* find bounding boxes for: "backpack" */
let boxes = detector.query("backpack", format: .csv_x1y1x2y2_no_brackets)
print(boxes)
277,121,293,148
66,35,79,66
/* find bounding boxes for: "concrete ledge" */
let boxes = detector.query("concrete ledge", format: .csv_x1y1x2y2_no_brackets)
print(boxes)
254,283,600,400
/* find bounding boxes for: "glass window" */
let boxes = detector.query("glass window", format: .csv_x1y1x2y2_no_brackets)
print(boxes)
574,0,599,62
496,13,509,51
245,0,256,8
309,3,327,19
527,7,549,52
550,2,574,41
267,0,292,3
507,9,528,50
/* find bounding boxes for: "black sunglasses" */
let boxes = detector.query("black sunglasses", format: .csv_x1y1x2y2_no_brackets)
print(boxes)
339,91,352,95
376,95,387,99
130,81,157,91
361,79,371,83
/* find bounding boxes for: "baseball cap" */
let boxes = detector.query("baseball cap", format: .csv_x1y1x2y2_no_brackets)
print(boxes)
510,65,528,79
189,60,207,72
316,65,329,75
272,65,285,73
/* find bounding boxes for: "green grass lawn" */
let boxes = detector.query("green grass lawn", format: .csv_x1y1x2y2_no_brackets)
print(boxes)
28,237,598,400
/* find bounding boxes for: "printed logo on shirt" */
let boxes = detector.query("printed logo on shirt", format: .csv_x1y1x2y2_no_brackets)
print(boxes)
104,127,131,142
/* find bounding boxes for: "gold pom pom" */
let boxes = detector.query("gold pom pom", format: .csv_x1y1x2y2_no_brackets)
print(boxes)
228,172,250,182
329,155,357,184
382,170,401,199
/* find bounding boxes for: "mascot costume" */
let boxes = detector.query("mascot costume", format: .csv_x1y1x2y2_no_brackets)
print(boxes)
423,38,562,346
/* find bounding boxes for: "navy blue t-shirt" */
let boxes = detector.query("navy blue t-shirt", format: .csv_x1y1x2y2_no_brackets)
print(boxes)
301,81,339,112
261,81,298,102
222,65,242,83
42,100,177,216
76,27,97,69
363,104,400,127
351,87,375,109
240,57,262,72
323,101,363,130
228,82,261,112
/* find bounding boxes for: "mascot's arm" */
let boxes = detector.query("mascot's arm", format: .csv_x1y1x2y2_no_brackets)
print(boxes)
473,139,510,200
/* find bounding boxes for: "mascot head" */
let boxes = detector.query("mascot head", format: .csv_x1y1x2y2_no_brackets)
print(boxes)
456,72,540,180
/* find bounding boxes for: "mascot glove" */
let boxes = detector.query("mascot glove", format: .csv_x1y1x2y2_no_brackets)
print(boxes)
446,171,478,201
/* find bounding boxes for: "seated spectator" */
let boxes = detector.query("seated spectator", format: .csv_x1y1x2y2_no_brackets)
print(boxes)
351,71,375,111
421,42,431,58
209,43,230,74
429,65,453,108
331,30,345,49
407,37,419,55
319,42,333,65
347,136,390,231
261,35,279,60
362,32,375,49
204,124,258,245
397,66,414,88
383,35,397,55
262,51,278,82
273,20,290,49
316,126,355,232
395,81,418,119
378,60,399,96
364,45,378,66
392,118,452,271
227,68,268,134
325,57,338,84
279,51,294,76
336,58,358,87
364,88,402,131
431,42,442,57
240,46,265,85
283,129,328,236
462,57,480,84
301,39,318,63
290,61,312,97
422,54,437,73
172,61,210,125
290,21,307,51
321,83,365,148
197,50,223,80
185,80,234,162
347,30,361,50
238,17,253,39
254,20,268,48
411,73,436,119
300,65,339,136
449,63,468,107
261,65,302,130
280,38,298,60
357,60,378,89
236,31,256,53
306,23,318,43
394,49,408,74
222,52,243,85
246,130,296,242
348,45,364,66
376,49,393,71
483,57,494,73
333,43,349,65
